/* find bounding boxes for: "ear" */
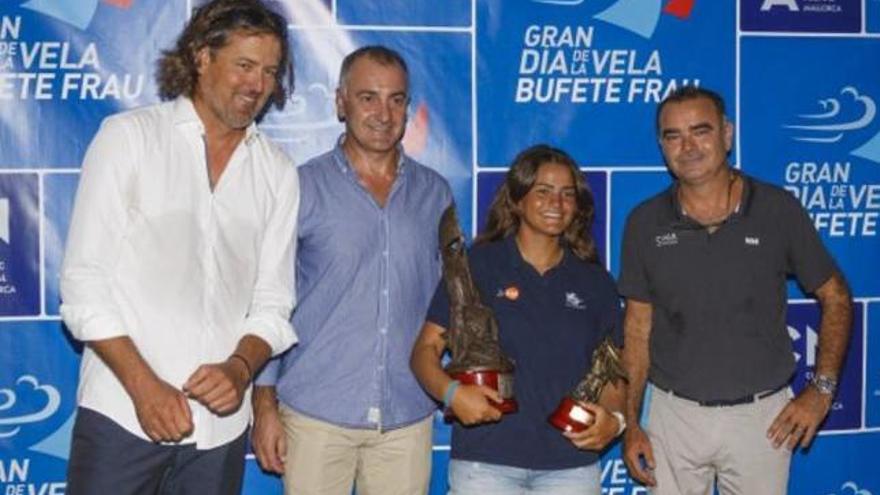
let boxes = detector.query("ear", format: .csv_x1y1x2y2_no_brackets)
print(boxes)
335,87,346,122
194,47,210,75
723,118,734,153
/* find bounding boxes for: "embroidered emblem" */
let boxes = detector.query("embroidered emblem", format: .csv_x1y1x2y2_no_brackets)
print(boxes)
655,232,678,247
565,292,586,310
745,236,760,246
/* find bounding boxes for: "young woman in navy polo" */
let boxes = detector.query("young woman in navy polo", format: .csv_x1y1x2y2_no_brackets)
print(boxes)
411,144,625,494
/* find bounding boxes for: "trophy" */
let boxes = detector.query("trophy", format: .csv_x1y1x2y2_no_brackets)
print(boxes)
439,205,517,414
548,336,627,432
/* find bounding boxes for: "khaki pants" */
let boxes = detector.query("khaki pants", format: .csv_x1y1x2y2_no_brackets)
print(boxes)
280,405,433,495
647,385,792,495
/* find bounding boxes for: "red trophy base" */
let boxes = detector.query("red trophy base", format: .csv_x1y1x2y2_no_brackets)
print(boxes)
548,396,594,432
449,368,517,414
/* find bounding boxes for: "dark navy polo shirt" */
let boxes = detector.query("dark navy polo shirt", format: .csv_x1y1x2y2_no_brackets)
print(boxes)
427,236,623,470
618,173,836,402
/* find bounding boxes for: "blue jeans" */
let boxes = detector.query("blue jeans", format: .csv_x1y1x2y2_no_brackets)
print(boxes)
448,459,601,495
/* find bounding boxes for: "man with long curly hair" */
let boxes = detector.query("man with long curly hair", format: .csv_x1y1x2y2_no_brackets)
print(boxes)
60,1,299,493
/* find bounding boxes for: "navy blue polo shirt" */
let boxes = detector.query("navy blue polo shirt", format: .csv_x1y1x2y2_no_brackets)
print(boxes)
618,173,836,402
426,236,622,470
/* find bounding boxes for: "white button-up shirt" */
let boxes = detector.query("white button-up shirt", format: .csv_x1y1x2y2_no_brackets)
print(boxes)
60,97,299,449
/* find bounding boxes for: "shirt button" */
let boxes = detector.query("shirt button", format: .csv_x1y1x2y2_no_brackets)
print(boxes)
383,250,389,257
382,289,389,296
380,327,387,335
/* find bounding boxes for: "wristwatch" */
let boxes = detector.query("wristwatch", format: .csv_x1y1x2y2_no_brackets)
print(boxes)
610,411,627,437
810,374,838,396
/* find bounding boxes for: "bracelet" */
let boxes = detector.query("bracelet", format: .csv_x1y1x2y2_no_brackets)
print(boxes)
229,353,253,383
443,380,461,409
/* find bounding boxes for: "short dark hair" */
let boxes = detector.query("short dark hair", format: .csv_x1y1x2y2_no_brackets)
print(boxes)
156,0,293,110
656,86,726,135
338,45,409,91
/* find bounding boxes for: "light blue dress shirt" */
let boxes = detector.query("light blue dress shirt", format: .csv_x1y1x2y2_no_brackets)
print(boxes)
257,137,452,430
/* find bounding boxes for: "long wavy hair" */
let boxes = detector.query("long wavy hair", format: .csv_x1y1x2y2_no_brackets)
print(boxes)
156,0,293,111
475,144,598,263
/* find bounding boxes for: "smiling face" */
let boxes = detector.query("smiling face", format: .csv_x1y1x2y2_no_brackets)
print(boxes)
658,96,733,186
336,56,409,156
192,30,281,133
516,161,578,241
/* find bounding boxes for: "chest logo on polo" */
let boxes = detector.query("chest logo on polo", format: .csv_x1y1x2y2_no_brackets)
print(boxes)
745,236,760,246
654,232,678,247
564,292,586,310
496,285,520,301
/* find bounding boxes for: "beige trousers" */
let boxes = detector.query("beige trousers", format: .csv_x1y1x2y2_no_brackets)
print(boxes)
280,405,433,495
646,385,793,495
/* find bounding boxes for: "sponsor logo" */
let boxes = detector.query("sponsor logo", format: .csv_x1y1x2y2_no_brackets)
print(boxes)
781,86,880,238
742,0,860,32
20,0,133,31
761,0,800,10
654,232,678,247
515,0,702,105
564,291,586,309
787,302,863,430
762,0,848,13
0,375,61,439
601,457,648,494
744,236,760,246
496,285,521,301
1,3,146,102
827,481,873,495
784,86,880,163
530,0,695,37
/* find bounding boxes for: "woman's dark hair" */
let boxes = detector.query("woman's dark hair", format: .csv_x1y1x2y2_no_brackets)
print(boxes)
475,144,598,263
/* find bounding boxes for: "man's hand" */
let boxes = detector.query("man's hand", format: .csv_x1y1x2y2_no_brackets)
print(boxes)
623,426,656,487
252,387,286,474
562,403,620,451
183,357,250,415
450,384,503,425
129,374,193,443
767,386,832,450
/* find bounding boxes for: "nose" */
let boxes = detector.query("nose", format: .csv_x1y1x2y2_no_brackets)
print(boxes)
246,70,270,96
547,191,563,207
681,132,697,152
376,100,392,122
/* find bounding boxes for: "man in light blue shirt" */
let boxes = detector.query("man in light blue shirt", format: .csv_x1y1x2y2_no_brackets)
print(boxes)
252,45,452,495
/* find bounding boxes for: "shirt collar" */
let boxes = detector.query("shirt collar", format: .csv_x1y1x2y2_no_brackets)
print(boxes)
331,133,408,177
171,96,260,145
502,234,571,275
664,169,755,227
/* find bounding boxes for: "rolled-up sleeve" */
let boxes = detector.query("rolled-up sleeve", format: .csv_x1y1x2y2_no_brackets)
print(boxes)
243,160,300,356
60,117,134,342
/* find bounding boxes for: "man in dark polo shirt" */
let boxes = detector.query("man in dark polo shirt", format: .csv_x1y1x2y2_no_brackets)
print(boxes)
618,86,853,494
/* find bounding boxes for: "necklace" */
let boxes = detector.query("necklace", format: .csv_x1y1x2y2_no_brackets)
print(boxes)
679,172,739,228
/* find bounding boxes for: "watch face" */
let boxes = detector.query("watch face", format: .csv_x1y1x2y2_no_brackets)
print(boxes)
812,375,838,395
